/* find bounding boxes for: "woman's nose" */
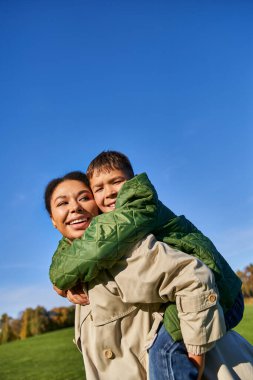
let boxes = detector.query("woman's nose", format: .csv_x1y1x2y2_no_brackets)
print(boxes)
70,200,83,212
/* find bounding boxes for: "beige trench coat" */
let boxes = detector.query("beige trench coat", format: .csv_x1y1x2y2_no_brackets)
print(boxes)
74,234,226,380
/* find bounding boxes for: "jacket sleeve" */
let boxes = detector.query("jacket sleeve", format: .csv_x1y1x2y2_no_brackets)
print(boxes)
111,234,226,354
49,173,176,290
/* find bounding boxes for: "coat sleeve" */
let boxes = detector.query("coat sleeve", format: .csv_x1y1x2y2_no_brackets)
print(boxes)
49,173,176,290
111,234,226,353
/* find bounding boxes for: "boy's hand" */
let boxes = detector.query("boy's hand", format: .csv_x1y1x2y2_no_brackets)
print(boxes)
188,353,205,380
66,286,90,305
53,284,89,305
53,285,67,297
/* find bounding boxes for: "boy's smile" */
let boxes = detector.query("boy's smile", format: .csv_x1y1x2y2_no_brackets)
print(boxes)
90,168,131,213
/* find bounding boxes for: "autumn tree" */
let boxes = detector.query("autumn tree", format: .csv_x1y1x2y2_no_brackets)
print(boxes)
30,306,51,335
10,318,22,340
0,314,17,344
49,306,75,329
19,308,34,339
0,304,75,344
237,264,253,298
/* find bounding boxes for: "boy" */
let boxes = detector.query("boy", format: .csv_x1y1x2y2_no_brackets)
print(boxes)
88,151,244,376
50,151,243,378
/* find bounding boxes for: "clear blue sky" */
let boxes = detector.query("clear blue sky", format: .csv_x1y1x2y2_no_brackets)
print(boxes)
0,0,252,318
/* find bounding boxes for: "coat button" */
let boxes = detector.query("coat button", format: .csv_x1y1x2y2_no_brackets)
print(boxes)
104,349,114,359
208,294,217,303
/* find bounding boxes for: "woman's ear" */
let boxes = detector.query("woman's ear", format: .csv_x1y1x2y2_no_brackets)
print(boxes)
51,217,57,229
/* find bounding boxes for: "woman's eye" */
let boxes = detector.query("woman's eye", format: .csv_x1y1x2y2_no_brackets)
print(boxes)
80,196,89,201
57,201,67,207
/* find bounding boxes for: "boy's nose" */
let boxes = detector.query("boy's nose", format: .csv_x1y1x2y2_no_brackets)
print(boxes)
105,186,116,198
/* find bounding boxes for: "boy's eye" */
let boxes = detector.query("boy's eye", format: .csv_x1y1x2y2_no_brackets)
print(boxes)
94,188,103,193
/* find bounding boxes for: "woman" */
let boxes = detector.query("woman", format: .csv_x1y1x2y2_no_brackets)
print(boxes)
45,171,253,380
45,171,98,305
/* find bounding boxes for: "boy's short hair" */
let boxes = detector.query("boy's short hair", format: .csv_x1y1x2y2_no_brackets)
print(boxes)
86,150,134,180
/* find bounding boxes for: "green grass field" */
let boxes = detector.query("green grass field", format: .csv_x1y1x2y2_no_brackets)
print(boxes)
234,303,253,344
0,328,85,380
0,305,252,380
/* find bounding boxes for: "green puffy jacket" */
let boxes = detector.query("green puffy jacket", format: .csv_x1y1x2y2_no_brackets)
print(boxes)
50,173,242,340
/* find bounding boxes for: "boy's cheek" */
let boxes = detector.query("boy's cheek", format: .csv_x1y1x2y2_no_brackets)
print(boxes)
116,183,125,192
93,193,103,208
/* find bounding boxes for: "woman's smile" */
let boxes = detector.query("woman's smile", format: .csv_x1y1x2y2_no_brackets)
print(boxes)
67,216,89,225
66,215,92,232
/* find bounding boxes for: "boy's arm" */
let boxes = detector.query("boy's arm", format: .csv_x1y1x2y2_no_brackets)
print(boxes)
49,173,175,290
110,235,226,353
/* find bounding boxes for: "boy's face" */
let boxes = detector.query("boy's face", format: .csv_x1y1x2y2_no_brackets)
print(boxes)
89,168,130,213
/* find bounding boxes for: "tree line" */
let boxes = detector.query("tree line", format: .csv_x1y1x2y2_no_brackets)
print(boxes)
0,264,252,345
236,263,253,298
0,305,75,345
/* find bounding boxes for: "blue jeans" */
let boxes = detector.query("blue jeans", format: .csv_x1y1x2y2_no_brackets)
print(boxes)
149,324,198,380
149,291,244,379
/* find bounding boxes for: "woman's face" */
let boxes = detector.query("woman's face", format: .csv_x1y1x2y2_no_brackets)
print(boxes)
50,179,99,240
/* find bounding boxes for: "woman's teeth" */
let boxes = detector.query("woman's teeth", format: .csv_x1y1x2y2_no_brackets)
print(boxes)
69,218,87,225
